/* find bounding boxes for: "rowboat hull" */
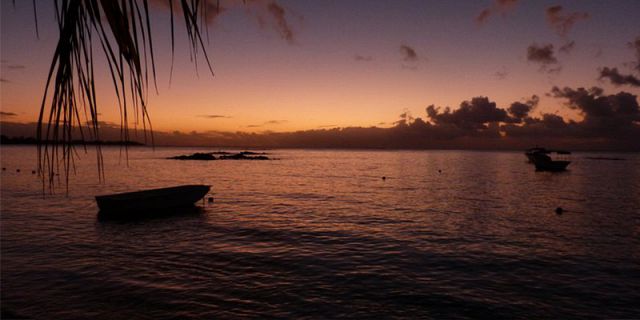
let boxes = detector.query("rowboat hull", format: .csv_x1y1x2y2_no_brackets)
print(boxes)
96,185,210,214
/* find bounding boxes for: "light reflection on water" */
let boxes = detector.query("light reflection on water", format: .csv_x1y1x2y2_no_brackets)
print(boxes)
1,146,639,319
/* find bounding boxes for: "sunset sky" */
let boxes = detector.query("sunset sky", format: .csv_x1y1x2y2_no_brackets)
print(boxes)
1,0,639,140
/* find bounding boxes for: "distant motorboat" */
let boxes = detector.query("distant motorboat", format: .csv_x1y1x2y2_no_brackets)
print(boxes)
525,147,548,163
96,185,210,214
525,148,571,171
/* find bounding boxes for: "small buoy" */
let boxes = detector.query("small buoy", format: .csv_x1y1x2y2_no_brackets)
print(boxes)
555,207,564,214
438,169,442,173
32,170,36,174
2,167,6,171
382,176,386,180
16,169,20,173
208,197,214,203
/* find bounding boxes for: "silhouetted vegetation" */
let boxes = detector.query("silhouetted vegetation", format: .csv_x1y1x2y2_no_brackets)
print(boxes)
1,135,144,146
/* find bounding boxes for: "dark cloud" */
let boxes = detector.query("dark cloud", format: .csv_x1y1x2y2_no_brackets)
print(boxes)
3,88,638,151
149,0,296,43
247,119,287,128
426,97,509,130
508,95,539,120
550,86,640,137
536,113,567,129
527,44,557,64
475,9,492,25
198,114,231,119
475,0,519,25
149,0,225,24
496,0,518,8
395,110,415,126
354,55,373,62
598,67,640,87
400,45,418,62
267,1,295,44
265,120,287,125
559,40,575,54
501,113,575,141
527,44,561,73
0,112,17,117
545,5,589,37
597,36,640,88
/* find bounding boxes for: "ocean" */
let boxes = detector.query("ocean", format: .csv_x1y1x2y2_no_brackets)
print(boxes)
1,146,639,319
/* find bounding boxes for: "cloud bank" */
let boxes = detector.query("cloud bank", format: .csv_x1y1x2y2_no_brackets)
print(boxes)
3,88,637,151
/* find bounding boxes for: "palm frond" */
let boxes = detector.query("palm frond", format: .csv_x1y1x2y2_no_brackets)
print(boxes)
37,0,213,192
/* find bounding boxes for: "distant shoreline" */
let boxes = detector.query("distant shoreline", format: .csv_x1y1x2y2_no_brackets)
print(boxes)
0,135,144,146
2,135,639,153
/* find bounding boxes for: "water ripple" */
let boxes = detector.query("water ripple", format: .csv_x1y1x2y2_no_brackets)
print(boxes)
2,147,639,319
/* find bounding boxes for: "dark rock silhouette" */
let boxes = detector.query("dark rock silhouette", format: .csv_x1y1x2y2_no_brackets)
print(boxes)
238,151,267,155
169,151,270,161
219,153,269,160
170,152,216,160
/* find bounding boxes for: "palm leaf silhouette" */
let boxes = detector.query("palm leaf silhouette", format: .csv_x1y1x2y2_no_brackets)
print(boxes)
37,0,216,191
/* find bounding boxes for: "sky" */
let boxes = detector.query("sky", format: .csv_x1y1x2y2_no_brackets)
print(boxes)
1,0,639,150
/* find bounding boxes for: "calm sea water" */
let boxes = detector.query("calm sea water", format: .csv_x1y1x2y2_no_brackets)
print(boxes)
1,146,639,319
